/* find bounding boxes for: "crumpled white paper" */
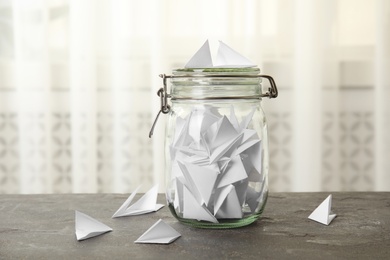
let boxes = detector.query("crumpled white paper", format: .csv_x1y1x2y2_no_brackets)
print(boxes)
169,105,265,222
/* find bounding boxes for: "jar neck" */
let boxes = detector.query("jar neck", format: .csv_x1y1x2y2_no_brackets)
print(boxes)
170,68,262,100
149,70,278,138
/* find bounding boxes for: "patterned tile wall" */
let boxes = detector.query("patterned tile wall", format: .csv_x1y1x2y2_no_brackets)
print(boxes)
0,111,154,194
339,112,375,190
0,108,376,193
267,112,293,191
0,113,19,194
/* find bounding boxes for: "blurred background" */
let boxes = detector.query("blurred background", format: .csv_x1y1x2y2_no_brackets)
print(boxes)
0,0,389,194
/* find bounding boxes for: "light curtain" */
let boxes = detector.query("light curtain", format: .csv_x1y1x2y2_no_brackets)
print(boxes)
0,0,389,194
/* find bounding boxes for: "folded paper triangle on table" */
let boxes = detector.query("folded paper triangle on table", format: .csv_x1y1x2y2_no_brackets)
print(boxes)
185,40,256,68
134,219,181,244
75,210,112,241
112,184,164,218
308,194,337,225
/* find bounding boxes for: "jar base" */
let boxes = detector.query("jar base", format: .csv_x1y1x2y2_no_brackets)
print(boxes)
167,202,266,229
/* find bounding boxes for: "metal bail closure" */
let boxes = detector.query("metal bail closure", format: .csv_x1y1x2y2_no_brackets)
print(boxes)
149,74,171,138
149,73,278,138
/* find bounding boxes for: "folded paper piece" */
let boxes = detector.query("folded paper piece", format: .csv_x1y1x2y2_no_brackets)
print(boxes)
134,219,181,244
185,40,213,68
185,40,255,68
183,185,218,223
170,105,265,222
214,184,243,219
75,211,112,241
214,41,255,68
112,184,164,218
308,194,337,225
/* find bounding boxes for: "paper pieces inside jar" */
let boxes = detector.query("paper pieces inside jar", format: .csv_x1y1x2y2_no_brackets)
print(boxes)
168,105,266,222
308,194,337,225
112,184,164,218
135,219,181,244
185,40,256,68
75,211,112,241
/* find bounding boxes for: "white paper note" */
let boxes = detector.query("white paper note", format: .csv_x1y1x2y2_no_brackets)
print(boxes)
185,40,256,68
185,40,213,68
239,107,256,130
308,194,337,225
178,161,219,206
214,41,255,68
246,141,262,174
217,155,248,188
209,133,243,164
229,106,240,132
134,219,181,244
173,176,186,212
183,185,218,223
233,139,260,157
218,157,231,173
209,116,239,150
241,129,258,144
188,107,220,144
214,185,243,219
112,184,164,218
245,187,261,213
112,185,141,218
234,179,249,207
169,103,265,220
75,211,112,241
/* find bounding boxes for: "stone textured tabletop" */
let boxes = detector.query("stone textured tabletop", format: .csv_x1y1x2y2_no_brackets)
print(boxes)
1,192,389,259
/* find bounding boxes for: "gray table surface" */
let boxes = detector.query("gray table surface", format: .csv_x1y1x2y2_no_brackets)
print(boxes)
1,192,389,259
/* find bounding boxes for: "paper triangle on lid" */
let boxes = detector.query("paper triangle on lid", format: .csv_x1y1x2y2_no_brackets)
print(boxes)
308,194,337,225
184,40,256,68
214,41,255,68
184,40,213,68
134,219,181,244
75,211,112,241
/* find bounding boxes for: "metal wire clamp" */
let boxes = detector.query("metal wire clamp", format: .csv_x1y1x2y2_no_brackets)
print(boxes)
149,73,278,138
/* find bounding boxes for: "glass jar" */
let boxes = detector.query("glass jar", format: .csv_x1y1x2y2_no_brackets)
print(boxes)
150,67,278,228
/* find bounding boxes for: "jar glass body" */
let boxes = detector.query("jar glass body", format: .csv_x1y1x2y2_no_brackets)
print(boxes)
164,68,269,228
